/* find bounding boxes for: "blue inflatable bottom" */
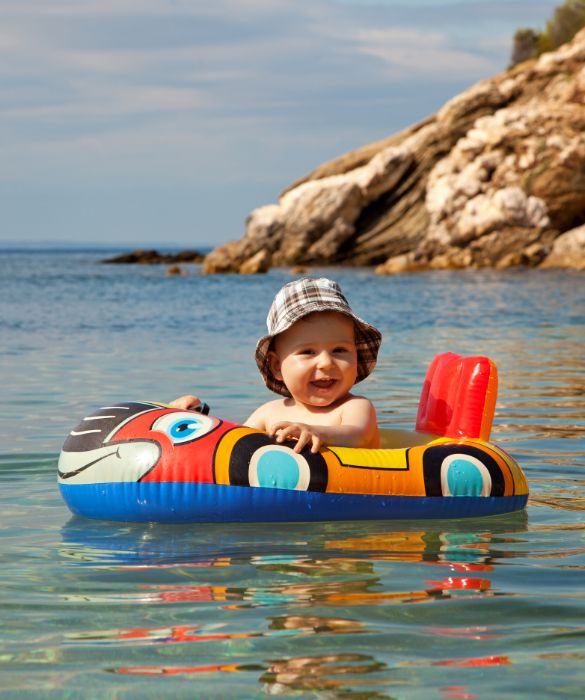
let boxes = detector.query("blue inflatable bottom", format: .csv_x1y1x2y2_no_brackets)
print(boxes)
59,482,528,523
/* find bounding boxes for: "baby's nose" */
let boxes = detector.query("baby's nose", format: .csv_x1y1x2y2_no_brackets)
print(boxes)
316,350,334,367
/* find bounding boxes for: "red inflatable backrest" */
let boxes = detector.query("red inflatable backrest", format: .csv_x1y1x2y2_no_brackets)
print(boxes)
415,352,498,440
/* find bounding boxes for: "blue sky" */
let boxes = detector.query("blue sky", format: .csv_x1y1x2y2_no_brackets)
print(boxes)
0,0,556,248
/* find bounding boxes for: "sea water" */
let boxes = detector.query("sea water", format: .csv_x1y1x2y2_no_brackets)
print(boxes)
0,249,584,699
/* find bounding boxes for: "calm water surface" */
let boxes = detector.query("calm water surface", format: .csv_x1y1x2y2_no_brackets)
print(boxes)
0,250,584,699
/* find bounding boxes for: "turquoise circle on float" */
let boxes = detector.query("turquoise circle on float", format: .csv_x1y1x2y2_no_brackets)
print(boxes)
446,458,487,497
255,449,300,490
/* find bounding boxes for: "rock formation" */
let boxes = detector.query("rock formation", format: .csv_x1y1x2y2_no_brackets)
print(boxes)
102,249,204,265
204,28,585,273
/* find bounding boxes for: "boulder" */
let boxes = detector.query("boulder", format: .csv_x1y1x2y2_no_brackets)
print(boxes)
540,224,585,269
203,241,239,274
375,253,430,275
238,249,271,274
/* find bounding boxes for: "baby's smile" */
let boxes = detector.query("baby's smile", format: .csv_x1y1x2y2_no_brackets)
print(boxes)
311,378,337,390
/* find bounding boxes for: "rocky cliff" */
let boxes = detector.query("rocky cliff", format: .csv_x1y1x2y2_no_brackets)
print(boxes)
204,28,585,274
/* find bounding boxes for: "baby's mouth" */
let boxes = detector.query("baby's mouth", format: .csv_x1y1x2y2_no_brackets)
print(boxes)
311,378,336,390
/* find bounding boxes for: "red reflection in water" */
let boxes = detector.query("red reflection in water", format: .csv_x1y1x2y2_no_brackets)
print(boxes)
137,584,235,603
440,685,476,699
98,624,259,645
434,655,510,667
425,576,491,591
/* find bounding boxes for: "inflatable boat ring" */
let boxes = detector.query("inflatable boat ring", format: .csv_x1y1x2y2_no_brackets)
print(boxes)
58,352,528,522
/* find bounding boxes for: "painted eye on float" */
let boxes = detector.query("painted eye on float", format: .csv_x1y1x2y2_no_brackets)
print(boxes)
151,411,217,444
248,444,312,490
422,444,505,497
222,432,328,492
440,453,492,497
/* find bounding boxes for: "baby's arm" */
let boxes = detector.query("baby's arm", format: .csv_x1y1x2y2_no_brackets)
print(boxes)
168,394,202,410
244,400,281,431
270,397,379,453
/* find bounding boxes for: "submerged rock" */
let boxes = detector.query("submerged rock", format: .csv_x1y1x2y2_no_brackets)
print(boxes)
206,28,585,273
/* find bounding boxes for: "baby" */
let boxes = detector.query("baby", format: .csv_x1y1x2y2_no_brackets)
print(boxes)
170,277,382,453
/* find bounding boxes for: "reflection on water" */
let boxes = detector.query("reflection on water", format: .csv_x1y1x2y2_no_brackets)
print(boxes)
49,515,537,696
58,514,529,572
258,652,388,697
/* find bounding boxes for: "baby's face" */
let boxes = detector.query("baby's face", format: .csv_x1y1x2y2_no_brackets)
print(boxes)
269,311,358,408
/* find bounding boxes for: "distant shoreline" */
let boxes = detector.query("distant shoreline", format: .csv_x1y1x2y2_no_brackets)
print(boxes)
0,243,214,255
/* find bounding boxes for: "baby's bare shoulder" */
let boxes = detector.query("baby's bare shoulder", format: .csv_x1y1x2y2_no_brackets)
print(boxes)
343,393,375,407
244,398,288,430
261,398,289,412
340,393,377,416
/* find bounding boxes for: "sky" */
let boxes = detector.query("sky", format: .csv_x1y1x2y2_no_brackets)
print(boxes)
0,0,557,248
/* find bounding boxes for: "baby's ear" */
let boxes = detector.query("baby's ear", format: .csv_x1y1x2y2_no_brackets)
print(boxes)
268,351,283,381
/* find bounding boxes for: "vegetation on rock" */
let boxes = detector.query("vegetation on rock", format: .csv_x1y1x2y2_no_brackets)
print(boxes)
512,0,585,65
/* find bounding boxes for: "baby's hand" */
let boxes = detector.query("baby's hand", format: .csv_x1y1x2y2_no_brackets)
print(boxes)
168,394,201,411
269,421,323,454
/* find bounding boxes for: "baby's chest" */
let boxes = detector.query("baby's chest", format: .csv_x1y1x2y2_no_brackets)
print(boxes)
268,405,343,426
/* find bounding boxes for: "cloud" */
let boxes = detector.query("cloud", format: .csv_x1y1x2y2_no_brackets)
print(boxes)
354,27,497,77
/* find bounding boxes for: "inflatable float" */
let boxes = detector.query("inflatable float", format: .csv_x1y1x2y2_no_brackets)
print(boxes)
58,352,528,523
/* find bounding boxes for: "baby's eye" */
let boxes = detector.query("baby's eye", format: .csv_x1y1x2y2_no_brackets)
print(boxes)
298,348,315,356
333,346,350,354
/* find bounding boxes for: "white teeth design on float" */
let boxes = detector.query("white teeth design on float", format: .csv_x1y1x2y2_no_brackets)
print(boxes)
83,415,117,420
58,442,160,484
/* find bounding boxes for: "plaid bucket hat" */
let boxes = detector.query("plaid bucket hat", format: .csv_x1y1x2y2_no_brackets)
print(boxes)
255,277,382,397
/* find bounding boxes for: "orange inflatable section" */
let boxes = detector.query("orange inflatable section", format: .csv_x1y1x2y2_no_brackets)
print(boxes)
415,352,498,441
